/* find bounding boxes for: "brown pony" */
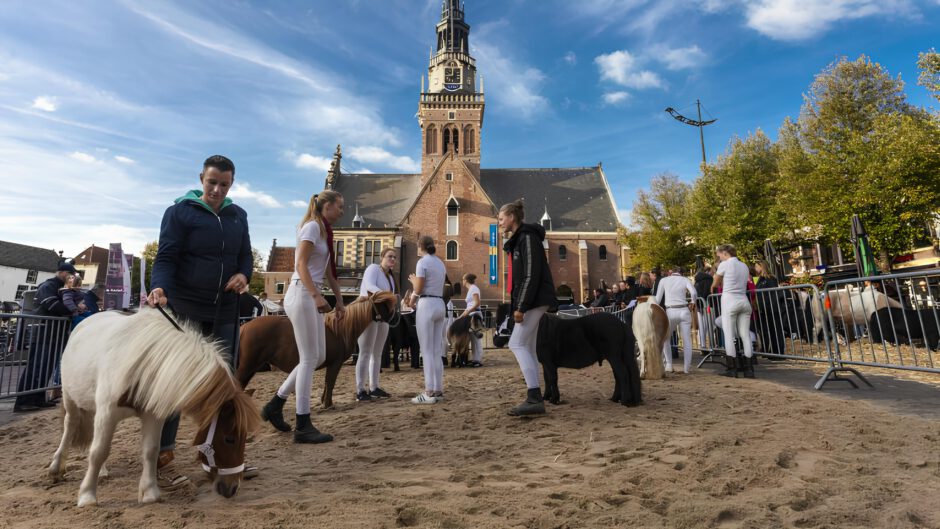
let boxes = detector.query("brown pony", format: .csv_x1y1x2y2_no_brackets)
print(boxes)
237,291,398,408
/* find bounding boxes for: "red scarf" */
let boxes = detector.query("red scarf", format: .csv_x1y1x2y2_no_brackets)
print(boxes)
324,220,337,280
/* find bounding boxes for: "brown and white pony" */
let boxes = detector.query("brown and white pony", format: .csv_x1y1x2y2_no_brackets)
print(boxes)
49,309,258,506
237,291,398,409
632,296,669,379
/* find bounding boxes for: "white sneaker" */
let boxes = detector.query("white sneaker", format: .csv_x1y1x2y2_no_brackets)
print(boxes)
411,393,438,404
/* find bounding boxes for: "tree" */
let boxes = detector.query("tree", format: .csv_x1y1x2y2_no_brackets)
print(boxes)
687,129,790,260
249,248,266,295
619,173,698,271
918,48,940,104
794,55,940,269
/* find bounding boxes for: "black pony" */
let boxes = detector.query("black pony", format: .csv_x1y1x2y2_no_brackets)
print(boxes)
536,312,642,407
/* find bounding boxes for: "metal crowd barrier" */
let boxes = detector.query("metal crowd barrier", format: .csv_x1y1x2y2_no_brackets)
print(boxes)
823,269,940,376
0,312,72,400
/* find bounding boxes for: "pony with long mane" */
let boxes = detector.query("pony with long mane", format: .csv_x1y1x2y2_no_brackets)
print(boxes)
632,296,668,379
237,291,398,409
48,309,258,507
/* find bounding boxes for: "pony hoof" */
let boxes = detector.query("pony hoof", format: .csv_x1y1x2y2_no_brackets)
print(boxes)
139,488,160,504
49,470,65,483
77,493,98,508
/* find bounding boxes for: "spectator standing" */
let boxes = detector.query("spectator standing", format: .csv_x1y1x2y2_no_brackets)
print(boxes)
754,260,786,360
636,273,654,297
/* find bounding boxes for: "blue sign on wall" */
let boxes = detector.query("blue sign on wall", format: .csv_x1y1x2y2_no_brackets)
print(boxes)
489,224,498,285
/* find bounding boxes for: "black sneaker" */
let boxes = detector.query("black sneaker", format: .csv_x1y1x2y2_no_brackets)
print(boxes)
369,388,391,399
355,390,373,402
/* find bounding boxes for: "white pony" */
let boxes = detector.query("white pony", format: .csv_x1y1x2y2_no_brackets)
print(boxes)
49,309,258,507
632,296,668,379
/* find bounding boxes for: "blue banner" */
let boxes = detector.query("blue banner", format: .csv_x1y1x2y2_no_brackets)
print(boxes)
489,224,498,284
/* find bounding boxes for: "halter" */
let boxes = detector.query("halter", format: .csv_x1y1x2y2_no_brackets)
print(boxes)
197,412,245,476
370,295,401,327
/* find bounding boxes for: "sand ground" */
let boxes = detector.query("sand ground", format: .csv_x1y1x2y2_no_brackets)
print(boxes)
1,349,939,529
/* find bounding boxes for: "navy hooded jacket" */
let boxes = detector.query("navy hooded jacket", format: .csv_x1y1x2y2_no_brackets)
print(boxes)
150,190,252,322
504,222,558,313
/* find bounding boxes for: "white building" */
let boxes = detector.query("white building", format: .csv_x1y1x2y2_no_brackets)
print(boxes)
0,240,61,303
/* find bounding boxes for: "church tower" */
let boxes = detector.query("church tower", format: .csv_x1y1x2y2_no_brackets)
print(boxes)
418,0,484,181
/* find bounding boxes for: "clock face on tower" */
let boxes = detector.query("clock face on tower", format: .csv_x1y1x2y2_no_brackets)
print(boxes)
444,67,460,91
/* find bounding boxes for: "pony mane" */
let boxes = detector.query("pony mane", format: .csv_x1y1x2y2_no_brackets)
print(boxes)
113,309,241,429
325,291,398,346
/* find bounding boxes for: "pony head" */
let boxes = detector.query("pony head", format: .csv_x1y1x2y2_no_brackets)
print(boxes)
326,291,399,344
192,386,259,498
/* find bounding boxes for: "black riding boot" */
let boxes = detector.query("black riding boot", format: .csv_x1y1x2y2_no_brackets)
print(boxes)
743,356,756,378
261,394,291,432
507,388,546,416
720,356,738,378
294,414,334,444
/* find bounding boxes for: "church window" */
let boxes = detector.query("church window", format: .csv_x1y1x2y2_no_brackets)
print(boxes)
426,125,438,155
464,126,475,154
446,240,458,261
448,111,456,120
445,172,453,181
446,198,459,235
599,245,608,261
559,245,567,261
443,126,459,153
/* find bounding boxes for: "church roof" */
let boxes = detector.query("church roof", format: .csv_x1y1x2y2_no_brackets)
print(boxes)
480,167,619,232
331,173,423,229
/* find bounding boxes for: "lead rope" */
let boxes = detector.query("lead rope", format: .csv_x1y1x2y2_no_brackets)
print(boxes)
196,412,245,476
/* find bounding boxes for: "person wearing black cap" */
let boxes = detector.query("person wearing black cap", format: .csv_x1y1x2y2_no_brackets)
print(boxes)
13,262,77,412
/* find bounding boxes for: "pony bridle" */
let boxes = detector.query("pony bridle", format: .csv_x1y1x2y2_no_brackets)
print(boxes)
197,412,244,476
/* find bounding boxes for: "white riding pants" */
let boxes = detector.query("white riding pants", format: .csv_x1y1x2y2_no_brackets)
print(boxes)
356,320,389,392
508,305,549,389
722,295,753,358
664,307,693,373
417,297,445,393
277,284,326,415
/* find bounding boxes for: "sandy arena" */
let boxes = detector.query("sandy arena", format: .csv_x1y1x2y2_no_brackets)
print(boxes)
1,350,939,529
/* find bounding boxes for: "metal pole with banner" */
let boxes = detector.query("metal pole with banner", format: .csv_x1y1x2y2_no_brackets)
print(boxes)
489,224,498,285
105,243,125,310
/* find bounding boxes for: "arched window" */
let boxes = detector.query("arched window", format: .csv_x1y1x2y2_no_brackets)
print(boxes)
426,125,437,155
446,240,458,261
559,245,567,261
443,125,459,153
446,196,459,235
599,245,608,261
464,126,475,154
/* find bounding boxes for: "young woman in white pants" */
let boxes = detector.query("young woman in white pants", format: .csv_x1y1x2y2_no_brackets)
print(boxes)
459,274,484,366
260,190,346,443
499,200,559,416
406,235,447,404
712,244,755,378
355,248,397,402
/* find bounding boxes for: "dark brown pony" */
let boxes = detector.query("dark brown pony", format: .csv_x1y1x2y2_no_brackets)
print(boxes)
237,291,398,408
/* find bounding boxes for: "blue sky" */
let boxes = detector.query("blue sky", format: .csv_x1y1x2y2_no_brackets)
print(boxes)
1,0,938,261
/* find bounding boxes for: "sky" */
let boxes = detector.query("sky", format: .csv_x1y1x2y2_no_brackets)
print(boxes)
1,0,938,262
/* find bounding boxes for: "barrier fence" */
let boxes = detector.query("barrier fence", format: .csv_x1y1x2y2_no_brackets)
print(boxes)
0,312,72,400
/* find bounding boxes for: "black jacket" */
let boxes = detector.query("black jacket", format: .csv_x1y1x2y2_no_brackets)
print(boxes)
150,191,253,322
32,276,70,317
504,222,557,313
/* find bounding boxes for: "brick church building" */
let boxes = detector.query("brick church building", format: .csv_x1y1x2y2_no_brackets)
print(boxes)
266,1,625,306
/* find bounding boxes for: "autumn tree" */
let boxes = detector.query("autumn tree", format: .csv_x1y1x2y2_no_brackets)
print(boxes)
918,48,940,104
620,173,698,271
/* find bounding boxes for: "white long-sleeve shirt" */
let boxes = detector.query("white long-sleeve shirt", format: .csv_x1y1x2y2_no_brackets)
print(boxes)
359,263,395,297
655,274,697,308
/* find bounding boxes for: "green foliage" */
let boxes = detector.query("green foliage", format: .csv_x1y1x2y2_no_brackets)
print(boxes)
142,240,158,292
620,173,699,271
918,49,940,104
249,248,266,295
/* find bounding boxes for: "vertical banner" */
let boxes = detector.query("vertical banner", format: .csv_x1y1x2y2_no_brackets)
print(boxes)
123,254,133,308
489,224,498,285
105,243,125,310
140,256,148,305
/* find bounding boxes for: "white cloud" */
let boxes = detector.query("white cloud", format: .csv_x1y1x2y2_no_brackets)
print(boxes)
114,155,136,164
651,45,707,70
563,51,577,65
473,21,551,121
294,153,332,171
228,182,282,208
70,151,97,163
347,146,420,173
742,0,919,41
602,91,631,105
289,200,308,208
595,50,664,89
31,96,57,112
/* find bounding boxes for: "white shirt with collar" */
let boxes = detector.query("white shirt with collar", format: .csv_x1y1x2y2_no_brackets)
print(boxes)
655,273,697,308
716,256,750,297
